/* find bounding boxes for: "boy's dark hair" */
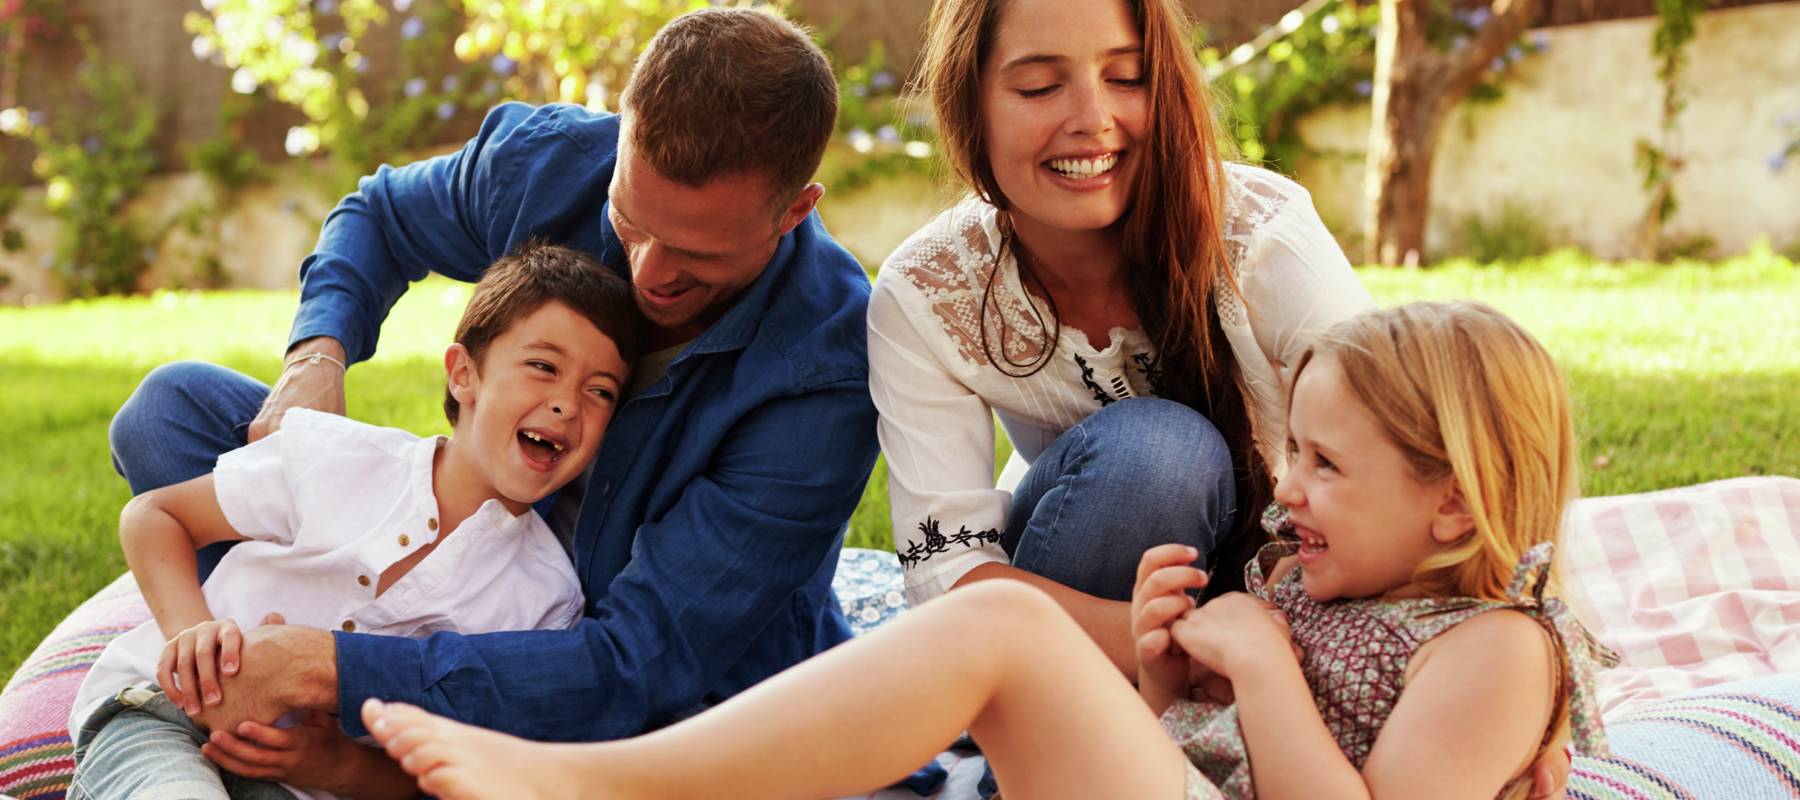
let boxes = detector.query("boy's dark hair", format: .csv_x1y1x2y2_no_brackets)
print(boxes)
621,6,837,206
444,242,643,425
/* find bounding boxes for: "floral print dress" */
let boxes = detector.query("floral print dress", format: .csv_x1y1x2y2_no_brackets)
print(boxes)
1162,506,1615,799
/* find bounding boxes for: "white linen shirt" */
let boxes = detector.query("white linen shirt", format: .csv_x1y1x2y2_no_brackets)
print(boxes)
870,163,1375,605
71,409,584,800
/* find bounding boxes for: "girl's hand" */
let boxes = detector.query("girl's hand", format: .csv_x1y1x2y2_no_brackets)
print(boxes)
1131,544,1208,706
1171,593,1296,681
157,618,243,717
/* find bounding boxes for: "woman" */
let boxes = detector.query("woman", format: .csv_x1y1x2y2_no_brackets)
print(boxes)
871,0,1372,670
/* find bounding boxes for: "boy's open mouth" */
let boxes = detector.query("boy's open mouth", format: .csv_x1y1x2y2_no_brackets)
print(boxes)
517,428,567,465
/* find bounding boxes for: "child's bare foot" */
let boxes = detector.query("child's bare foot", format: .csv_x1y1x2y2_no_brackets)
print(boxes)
362,698,597,800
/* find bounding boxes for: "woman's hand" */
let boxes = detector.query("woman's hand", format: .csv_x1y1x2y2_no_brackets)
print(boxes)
1171,592,1296,681
157,618,243,717
1131,544,1207,713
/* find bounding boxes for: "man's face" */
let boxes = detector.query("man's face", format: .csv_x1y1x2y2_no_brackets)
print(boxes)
607,132,819,343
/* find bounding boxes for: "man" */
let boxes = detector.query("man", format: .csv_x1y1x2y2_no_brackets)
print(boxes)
106,5,876,755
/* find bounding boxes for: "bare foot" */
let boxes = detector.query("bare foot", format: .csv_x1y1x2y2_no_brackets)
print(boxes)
362,698,593,799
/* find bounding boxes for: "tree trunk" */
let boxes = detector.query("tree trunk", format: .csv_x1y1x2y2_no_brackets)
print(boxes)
1364,0,1543,265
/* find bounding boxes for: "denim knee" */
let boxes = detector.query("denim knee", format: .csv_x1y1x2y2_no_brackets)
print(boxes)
109,360,260,493
1077,398,1237,532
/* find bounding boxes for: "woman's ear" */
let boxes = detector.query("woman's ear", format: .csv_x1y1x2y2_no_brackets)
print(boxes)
1430,481,1477,544
445,344,479,409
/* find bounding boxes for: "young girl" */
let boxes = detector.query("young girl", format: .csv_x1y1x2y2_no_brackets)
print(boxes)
358,300,1607,800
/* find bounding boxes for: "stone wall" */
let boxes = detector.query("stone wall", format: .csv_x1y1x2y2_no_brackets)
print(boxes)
1292,1,1800,259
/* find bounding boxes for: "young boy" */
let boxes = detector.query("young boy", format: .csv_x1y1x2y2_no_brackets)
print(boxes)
68,242,642,800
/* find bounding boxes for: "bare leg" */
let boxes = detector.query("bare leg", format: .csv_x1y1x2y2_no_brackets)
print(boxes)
366,581,1192,800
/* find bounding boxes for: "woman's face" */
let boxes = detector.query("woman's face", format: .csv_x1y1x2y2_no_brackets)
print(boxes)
980,0,1149,235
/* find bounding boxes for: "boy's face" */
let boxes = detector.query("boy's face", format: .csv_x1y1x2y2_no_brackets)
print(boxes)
446,300,629,512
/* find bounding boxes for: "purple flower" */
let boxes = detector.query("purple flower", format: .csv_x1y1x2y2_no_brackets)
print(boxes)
442,75,460,92
393,0,413,11
1506,45,1525,62
1450,34,1469,51
315,0,338,14
1770,153,1790,174
404,77,426,97
490,54,516,76
322,33,345,52
877,124,899,143
870,70,896,91
482,80,500,96
27,110,44,126
1531,32,1551,52
850,84,867,98
400,17,424,40
1354,80,1372,97
1490,57,1506,72
437,102,455,120
1467,7,1491,27
83,136,101,154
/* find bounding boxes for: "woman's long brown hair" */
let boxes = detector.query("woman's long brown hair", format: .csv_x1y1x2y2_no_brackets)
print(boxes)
918,0,1272,593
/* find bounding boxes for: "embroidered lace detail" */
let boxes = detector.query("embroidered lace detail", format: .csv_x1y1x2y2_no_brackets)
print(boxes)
1216,166,1296,329
890,205,1050,367
895,516,1003,569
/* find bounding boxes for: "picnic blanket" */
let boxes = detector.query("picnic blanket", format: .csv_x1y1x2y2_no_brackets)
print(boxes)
6,477,1799,799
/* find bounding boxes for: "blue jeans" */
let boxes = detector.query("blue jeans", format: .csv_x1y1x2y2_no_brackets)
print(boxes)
109,361,271,581
70,684,295,800
1002,398,1239,602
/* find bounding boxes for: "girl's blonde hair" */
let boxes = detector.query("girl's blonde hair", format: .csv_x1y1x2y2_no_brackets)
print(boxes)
1294,300,1579,601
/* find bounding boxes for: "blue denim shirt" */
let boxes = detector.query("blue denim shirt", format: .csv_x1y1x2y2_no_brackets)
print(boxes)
299,103,874,740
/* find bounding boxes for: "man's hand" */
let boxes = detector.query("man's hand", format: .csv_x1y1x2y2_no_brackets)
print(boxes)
202,711,359,788
248,337,348,442
194,623,339,736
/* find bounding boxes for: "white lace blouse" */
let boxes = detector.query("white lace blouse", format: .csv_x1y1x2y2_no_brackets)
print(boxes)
869,163,1374,604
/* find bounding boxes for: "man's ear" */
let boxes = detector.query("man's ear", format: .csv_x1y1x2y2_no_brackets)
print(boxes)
445,344,479,410
1430,480,1477,544
774,182,826,236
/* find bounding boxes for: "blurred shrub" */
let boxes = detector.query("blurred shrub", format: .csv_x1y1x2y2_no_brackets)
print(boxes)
1450,201,1555,264
2,35,158,297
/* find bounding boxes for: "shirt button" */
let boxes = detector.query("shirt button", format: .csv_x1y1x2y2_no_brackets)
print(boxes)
357,575,371,587
428,518,439,532
341,620,356,632
398,534,411,547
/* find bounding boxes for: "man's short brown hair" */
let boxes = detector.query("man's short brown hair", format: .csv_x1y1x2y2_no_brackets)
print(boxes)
445,242,644,425
621,7,837,203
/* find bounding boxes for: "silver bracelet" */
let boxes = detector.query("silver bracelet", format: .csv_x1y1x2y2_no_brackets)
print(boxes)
284,351,348,372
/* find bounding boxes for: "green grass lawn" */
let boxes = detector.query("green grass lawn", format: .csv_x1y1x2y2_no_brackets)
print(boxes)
3,249,1796,684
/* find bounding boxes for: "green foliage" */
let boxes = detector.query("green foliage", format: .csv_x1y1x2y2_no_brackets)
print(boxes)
1206,0,1541,173
816,41,934,193
1449,201,1555,263
3,38,158,297
1635,0,1711,254
447,0,710,108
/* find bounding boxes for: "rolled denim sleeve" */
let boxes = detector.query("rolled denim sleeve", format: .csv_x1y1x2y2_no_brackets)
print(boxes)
335,379,880,740
287,103,539,362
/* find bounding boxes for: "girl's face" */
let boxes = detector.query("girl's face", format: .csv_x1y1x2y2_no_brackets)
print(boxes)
979,0,1149,236
1273,354,1469,601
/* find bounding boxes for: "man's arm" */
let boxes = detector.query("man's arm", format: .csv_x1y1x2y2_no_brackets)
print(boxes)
251,103,541,438
237,381,879,741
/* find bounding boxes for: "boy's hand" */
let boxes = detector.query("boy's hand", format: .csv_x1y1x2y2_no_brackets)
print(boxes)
158,618,244,717
202,711,366,791
1171,592,1296,681
1131,544,1208,707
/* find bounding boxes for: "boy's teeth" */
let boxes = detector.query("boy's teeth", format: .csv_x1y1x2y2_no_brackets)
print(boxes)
522,430,565,452
1048,153,1117,178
